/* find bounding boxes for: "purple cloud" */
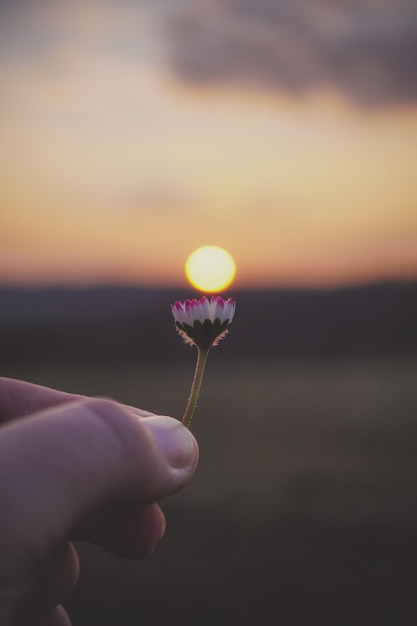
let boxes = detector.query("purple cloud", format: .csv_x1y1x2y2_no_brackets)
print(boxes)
165,0,417,106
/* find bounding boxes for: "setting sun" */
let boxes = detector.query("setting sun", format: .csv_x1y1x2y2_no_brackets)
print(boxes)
185,246,236,293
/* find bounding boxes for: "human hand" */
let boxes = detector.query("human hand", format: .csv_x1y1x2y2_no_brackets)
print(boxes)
0,377,198,626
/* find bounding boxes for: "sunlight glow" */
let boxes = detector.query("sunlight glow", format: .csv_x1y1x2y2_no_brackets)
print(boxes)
185,246,236,293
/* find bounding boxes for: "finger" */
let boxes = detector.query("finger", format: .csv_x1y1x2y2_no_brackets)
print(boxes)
39,542,80,610
0,398,198,572
12,542,79,626
0,377,154,423
40,605,72,626
0,377,81,423
75,502,166,558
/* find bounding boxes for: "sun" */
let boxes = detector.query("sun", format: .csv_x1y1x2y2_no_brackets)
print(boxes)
185,246,236,293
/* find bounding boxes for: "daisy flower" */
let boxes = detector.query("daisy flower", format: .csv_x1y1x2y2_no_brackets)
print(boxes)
171,295,235,350
171,295,235,428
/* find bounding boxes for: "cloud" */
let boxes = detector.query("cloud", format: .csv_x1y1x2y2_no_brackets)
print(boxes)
115,181,196,215
165,0,417,106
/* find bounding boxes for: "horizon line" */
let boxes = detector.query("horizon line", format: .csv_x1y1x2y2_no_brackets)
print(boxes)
0,277,416,293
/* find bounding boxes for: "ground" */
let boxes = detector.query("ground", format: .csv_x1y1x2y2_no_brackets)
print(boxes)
6,356,417,626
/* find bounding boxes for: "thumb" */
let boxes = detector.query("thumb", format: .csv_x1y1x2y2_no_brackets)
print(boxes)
0,398,198,570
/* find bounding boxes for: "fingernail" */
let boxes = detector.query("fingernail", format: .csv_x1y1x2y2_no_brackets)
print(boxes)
142,415,197,469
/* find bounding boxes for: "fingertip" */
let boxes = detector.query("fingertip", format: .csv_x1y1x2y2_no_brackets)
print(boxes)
136,504,167,557
75,503,167,559
140,415,199,472
83,399,199,494
40,605,72,626
118,503,167,559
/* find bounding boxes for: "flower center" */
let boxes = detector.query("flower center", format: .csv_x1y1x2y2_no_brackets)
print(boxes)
176,317,231,350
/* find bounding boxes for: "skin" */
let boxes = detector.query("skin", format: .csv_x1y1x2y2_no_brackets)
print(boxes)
0,377,199,626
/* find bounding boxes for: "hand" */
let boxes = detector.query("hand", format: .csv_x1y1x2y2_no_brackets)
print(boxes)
0,377,198,626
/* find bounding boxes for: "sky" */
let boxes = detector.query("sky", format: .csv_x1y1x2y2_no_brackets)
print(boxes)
0,0,416,289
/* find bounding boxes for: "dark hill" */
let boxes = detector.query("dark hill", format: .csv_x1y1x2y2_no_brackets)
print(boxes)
0,282,416,365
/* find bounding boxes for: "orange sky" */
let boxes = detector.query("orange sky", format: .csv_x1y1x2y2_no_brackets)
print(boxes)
1,0,416,288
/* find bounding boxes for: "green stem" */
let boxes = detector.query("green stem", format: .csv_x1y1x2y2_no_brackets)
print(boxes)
182,347,210,429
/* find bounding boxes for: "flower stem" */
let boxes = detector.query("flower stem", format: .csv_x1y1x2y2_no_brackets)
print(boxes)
182,347,210,429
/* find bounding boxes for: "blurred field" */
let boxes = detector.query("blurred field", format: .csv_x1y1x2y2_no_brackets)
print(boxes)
6,356,417,626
